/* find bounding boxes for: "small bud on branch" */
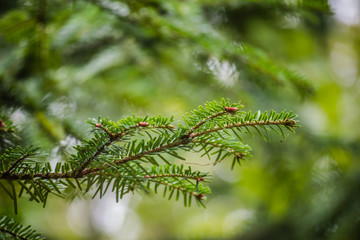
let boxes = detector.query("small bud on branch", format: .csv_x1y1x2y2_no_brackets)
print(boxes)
224,106,239,114
139,122,149,127
0,119,5,128
197,194,205,200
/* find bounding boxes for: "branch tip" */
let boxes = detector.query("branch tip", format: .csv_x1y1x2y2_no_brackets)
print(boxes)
284,118,297,126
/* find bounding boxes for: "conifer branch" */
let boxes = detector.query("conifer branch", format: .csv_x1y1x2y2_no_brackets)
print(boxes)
189,118,297,139
0,99,298,213
149,179,205,199
2,153,31,177
194,139,248,158
188,111,227,133
0,216,44,240
115,139,190,165
0,227,28,240
75,139,114,177
75,121,175,176
144,174,204,181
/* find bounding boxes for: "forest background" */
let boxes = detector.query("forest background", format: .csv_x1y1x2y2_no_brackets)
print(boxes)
0,0,360,239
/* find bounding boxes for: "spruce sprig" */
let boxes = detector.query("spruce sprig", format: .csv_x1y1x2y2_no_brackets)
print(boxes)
0,99,298,214
0,216,44,240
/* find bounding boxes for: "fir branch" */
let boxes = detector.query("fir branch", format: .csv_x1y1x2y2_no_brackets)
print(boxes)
2,153,32,177
0,99,298,212
1,172,75,180
0,228,28,240
147,178,207,207
88,115,175,136
115,139,190,165
149,179,205,198
0,216,44,240
189,118,297,138
144,174,202,181
188,111,227,133
232,43,314,96
77,120,176,174
75,138,115,177
0,146,40,176
74,120,173,176
194,139,248,158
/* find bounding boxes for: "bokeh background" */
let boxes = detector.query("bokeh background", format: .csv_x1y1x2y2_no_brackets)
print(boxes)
1,0,360,239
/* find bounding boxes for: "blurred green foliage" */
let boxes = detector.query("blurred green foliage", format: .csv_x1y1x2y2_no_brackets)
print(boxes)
1,0,360,239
